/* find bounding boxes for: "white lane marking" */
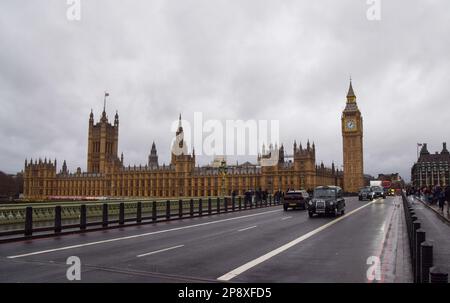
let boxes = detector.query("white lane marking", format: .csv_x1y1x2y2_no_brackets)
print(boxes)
137,245,184,258
7,208,282,259
217,199,379,281
281,216,292,221
238,226,257,232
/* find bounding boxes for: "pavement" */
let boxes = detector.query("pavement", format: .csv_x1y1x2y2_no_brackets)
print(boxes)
0,196,412,283
413,196,450,223
409,196,450,275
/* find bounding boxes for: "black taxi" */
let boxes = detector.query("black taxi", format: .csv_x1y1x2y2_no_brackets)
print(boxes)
307,186,345,217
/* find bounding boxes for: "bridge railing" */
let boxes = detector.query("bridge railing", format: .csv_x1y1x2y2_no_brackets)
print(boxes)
0,194,279,242
402,191,448,283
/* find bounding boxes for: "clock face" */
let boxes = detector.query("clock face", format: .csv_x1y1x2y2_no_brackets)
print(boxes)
346,120,356,130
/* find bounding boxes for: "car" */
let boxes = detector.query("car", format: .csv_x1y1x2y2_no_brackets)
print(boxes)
371,186,386,199
283,190,310,211
359,187,375,201
307,186,345,217
387,188,395,196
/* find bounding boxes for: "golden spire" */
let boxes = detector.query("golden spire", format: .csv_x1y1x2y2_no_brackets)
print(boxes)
346,79,356,102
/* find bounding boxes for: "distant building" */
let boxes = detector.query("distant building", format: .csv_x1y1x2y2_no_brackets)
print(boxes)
211,156,226,168
0,171,23,201
411,143,450,188
363,174,375,186
376,173,402,182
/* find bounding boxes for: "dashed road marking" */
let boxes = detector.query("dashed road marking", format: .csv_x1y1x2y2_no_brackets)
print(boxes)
238,226,257,232
137,245,184,258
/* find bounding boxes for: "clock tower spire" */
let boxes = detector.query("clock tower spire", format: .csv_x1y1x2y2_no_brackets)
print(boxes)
342,79,364,193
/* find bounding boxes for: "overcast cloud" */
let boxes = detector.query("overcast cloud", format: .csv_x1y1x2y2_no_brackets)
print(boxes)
1,0,450,181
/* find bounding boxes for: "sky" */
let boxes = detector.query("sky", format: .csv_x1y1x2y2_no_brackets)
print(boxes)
1,0,450,182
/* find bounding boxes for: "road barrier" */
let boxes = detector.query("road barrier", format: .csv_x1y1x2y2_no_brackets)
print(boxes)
0,195,279,243
402,192,448,283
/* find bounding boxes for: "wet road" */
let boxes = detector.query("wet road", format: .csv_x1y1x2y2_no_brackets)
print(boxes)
0,196,411,282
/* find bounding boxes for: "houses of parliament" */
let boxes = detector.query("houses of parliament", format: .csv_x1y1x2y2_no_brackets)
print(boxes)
23,82,364,200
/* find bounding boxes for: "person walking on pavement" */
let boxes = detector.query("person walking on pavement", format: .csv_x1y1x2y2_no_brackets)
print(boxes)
445,186,450,215
438,186,445,213
431,185,438,205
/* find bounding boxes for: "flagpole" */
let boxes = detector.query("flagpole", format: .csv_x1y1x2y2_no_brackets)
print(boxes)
103,92,107,112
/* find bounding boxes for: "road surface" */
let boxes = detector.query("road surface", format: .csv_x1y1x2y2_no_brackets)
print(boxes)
0,196,411,282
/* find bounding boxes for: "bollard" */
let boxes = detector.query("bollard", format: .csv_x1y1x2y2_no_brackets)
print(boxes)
166,200,171,220
238,196,242,210
190,199,194,217
244,197,247,209
179,199,183,218
232,195,235,212
119,203,125,225
80,204,87,230
409,215,418,245
54,206,62,233
412,221,421,272
152,201,157,222
269,194,272,206
224,197,228,212
406,207,412,218
199,198,203,216
208,197,212,214
102,203,108,228
415,229,425,283
217,197,220,213
24,206,33,236
136,202,142,223
429,267,448,283
410,213,416,229
420,241,433,283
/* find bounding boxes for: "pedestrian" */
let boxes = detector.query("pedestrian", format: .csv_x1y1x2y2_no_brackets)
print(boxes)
438,187,445,212
445,186,450,215
244,190,250,205
430,186,434,203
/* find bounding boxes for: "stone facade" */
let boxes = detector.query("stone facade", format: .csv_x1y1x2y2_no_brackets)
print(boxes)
23,91,355,200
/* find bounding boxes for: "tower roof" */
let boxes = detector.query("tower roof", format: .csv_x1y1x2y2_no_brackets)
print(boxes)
420,143,430,156
441,142,449,155
344,79,359,111
347,80,356,99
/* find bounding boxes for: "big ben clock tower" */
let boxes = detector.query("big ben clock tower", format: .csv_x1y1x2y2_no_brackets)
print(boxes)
342,80,364,193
